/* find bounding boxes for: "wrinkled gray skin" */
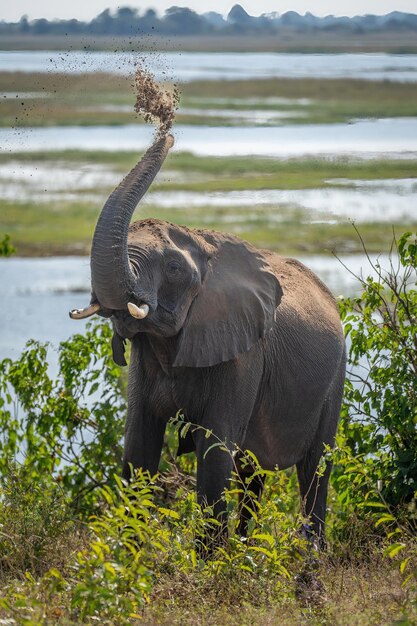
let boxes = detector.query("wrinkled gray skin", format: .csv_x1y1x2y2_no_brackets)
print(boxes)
71,134,346,547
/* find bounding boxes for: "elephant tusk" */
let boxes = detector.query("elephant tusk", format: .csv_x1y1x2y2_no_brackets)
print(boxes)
69,303,101,320
128,302,149,320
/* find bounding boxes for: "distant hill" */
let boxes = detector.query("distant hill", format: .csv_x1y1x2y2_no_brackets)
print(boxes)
1,4,417,37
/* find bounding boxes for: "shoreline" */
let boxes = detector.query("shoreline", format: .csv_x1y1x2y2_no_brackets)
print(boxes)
1,33,417,54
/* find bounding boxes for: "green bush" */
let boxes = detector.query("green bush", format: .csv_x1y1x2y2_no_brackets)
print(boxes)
337,232,417,516
0,234,15,257
0,463,76,581
0,461,303,624
70,472,161,623
0,319,126,515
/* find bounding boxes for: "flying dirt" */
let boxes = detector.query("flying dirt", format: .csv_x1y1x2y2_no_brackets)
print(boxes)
133,65,179,137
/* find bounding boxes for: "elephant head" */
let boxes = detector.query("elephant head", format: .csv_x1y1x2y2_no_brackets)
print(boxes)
70,134,283,367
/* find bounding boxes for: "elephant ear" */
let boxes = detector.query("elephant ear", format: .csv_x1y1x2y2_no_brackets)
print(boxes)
111,331,127,367
173,238,282,368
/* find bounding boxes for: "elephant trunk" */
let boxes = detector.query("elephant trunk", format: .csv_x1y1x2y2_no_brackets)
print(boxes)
90,134,174,310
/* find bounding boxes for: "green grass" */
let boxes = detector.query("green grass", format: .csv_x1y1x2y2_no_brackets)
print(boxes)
1,149,416,183
2,200,415,257
182,78,417,124
1,153,416,256
0,495,414,626
2,72,417,128
0,201,95,255
1,472,414,626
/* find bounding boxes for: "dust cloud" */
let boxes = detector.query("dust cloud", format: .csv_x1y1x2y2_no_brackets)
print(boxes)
133,66,179,137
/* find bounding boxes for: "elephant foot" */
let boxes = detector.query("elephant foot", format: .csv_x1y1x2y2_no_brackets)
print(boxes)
299,522,326,552
196,523,229,561
295,562,326,607
295,527,326,606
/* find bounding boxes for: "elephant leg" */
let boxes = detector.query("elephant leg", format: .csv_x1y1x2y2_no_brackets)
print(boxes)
192,414,251,554
237,471,265,537
122,338,167,481
296,450,332,549
295,438,333,600
122,408,166,481
296,374,344,548
191,352,263,555
194,427,235,550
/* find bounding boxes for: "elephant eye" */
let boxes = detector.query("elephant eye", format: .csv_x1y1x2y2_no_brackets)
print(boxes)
166,259,182,276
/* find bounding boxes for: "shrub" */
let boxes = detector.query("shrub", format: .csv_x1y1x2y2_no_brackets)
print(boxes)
0,461,303,624
334,231,417,530
0,319,126,515
70,472,161,624
0,234,15,257
0,462,76,581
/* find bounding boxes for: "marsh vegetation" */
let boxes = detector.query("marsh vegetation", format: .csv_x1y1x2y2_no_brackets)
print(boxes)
1,151,416,256
1,57,416,258
2,72,417,128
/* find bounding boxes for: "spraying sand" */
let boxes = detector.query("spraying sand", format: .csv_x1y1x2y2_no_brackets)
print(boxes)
133,66,179,138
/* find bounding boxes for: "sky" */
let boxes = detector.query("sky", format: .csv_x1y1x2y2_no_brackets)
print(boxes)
2,0,417,22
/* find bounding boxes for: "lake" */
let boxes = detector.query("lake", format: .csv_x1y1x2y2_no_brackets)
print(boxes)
2,118,417,159
1,51,417,82
0,254,398,363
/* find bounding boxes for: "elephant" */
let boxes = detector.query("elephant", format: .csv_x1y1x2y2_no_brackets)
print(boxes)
70,133,346,548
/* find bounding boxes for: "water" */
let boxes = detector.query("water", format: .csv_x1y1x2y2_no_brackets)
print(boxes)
1,51,417,82
142,181,417,224
94,104,308,123
0,257,91,362
2,118,417,158
0,254,399,362
0,160,119,203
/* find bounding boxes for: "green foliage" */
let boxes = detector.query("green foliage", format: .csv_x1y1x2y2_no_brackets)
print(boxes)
0,463,75,581
338,232,417,513
70,472,160,623
0,570,66,626
0,321,304,621
0,234,15,257
0,318,126,514
166,464,302,581
322,234,417,624
331,230,417,583
0,459,303,624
